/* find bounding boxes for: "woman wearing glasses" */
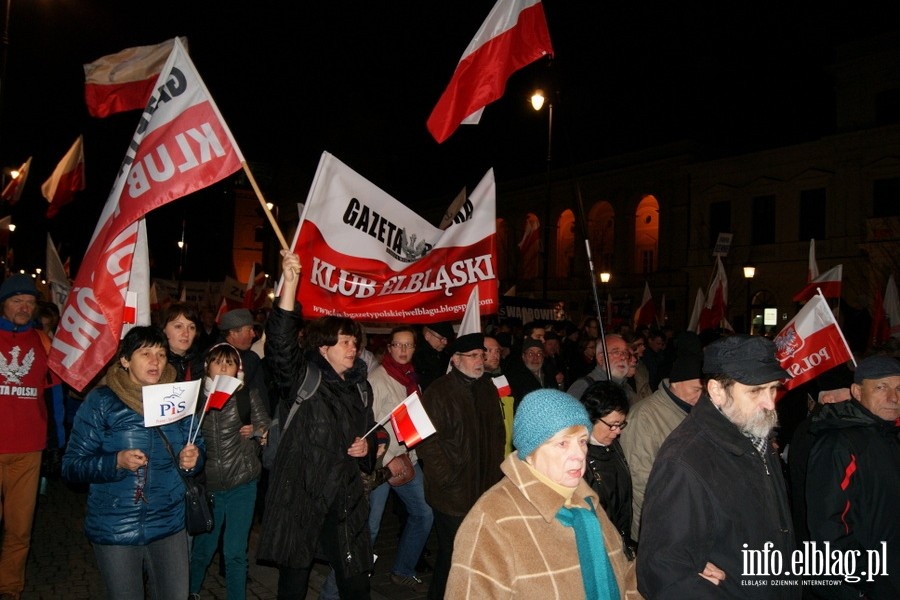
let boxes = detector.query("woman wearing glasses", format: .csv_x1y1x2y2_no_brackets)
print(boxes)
580,380,639,561
62,326,204,600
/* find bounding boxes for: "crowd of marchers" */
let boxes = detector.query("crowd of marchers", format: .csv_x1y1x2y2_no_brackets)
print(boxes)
0,254,897,600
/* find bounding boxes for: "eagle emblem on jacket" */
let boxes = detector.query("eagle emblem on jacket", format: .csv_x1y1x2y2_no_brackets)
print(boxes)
0,346,35,384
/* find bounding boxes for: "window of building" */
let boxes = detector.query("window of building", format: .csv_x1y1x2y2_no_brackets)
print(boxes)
798,188,826,241
709,201,731,250
634,195,659,274
588,201,615,272
873,177,900,217
751,194,776,244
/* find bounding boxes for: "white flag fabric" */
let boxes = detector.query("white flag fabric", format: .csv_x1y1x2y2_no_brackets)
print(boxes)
141,379,202,427
688,288,705,333
42,136,85,217
46,234,70,314
447,286,482,373
793,264,842,302
807,238,819,282
49,38,244,391
774,292,854,391
289,152,498,323
389,392,437,449
885,274,900,339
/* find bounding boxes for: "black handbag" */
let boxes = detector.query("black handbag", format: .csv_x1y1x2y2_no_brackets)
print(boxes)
157,429,214,535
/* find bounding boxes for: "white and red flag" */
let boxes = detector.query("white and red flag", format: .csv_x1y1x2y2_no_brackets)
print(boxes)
46,234,71,314
806,238,819,282
242,263,257,309
48,38,244,391
42,135,85,218
885,274,900,339
774,291,855,391
697,256,728,332
203,375,243,412
288,151,498,323
687,288,705,333
84,37,186,118
427,0,553,143
792,264,842,303
517,214,540,253
389,392,437,449
1,156,31,205
633,281,656,330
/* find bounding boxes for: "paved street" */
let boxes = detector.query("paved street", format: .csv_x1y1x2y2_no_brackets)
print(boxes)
23,477,433,600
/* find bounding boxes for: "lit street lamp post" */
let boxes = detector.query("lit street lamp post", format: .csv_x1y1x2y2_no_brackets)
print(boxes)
743,264,756,334
532,89,553,300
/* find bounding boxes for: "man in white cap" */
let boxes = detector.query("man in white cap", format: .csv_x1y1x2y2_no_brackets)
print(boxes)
638,334,798,599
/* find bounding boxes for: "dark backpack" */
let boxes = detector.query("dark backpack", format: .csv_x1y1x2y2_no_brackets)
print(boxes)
260,361,369,470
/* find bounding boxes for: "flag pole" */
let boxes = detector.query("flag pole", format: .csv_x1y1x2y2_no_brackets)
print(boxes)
241,161,290,251
363,410,393,439
816,287,857,368
574,182,611,375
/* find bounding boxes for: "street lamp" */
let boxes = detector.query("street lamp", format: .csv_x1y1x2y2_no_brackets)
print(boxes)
532,88,553,300
743,264,756,334
599,271,611,284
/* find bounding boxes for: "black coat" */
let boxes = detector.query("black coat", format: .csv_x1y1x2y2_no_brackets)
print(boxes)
637,395,798,599
256,306,376,577
584,439,634,547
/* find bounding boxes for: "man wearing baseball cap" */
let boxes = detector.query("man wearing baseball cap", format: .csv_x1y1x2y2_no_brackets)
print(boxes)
638,334,799,599
806,355,900,598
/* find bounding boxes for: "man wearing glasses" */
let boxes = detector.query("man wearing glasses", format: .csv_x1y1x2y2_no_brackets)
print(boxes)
567,334,636,404
416,332,506,600
506,338,564,411
412,321,455,391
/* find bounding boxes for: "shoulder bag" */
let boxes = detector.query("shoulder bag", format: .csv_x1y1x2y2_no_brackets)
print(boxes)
157,429,214,536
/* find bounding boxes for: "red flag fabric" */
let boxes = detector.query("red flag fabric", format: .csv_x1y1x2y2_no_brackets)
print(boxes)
698,257,728,332
42,136,85,218
215,296,230,324
48,38,244,391
389,392,437,449
288,152,498,323
427,0,553,143
83,37,186,118
792,264,842,303
517,214,540,253
774,293,854,391
806,238,819,282
1,157,31,205
492,374,511,396
633,281,656,329
869,286,890,348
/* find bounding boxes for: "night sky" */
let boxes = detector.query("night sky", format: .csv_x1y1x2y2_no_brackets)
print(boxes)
0,0,896,279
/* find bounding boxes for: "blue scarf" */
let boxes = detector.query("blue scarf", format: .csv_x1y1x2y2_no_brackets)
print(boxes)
555,497,620,600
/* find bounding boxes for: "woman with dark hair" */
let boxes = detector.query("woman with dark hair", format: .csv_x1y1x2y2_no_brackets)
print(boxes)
580,380,638,560
256,250,378,599
161,302,204,381
62,326,204,600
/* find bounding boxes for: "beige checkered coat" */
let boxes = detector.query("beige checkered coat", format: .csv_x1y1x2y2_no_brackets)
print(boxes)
447,452,641,599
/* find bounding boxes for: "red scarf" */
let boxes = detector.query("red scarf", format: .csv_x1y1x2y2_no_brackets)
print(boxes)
380,352,420,397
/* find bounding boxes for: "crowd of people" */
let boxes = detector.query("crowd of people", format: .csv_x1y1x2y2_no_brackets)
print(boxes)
0,252,897,599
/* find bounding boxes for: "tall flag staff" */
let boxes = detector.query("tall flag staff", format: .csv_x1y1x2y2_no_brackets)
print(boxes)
575,182,611,376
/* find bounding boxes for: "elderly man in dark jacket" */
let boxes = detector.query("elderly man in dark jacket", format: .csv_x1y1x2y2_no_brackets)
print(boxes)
416,332,506,600
256,251,377,600
638,335,798,599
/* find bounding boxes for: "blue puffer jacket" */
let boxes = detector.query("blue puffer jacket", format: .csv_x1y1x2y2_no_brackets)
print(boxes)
62,378,205,546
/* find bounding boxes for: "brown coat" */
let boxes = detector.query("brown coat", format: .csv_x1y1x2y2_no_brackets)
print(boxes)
447,452,641,599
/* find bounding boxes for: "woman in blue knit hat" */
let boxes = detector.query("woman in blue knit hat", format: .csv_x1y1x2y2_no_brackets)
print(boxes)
445,388,638,599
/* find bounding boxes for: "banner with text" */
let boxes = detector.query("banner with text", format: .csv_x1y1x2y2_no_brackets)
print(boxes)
289,152,498,323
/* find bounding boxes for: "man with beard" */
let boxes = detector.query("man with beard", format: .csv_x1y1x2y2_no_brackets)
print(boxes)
567,334,637,405
637,335,799,599
416,332,506,600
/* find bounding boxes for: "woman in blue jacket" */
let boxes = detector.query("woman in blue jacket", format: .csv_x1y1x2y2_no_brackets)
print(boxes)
62,326,204,600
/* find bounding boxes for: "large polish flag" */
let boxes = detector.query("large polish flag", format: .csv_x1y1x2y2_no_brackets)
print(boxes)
42,135,85,218
774,292,854,391
633,281,656,329
792,264,842,303
49,38,244,392
84,37,186,118
389,392,437,449
697,256,728,332
427,0,553,143
1,156,31,205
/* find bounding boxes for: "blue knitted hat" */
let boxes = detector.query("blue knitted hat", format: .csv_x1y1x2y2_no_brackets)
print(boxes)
514,389,593,460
